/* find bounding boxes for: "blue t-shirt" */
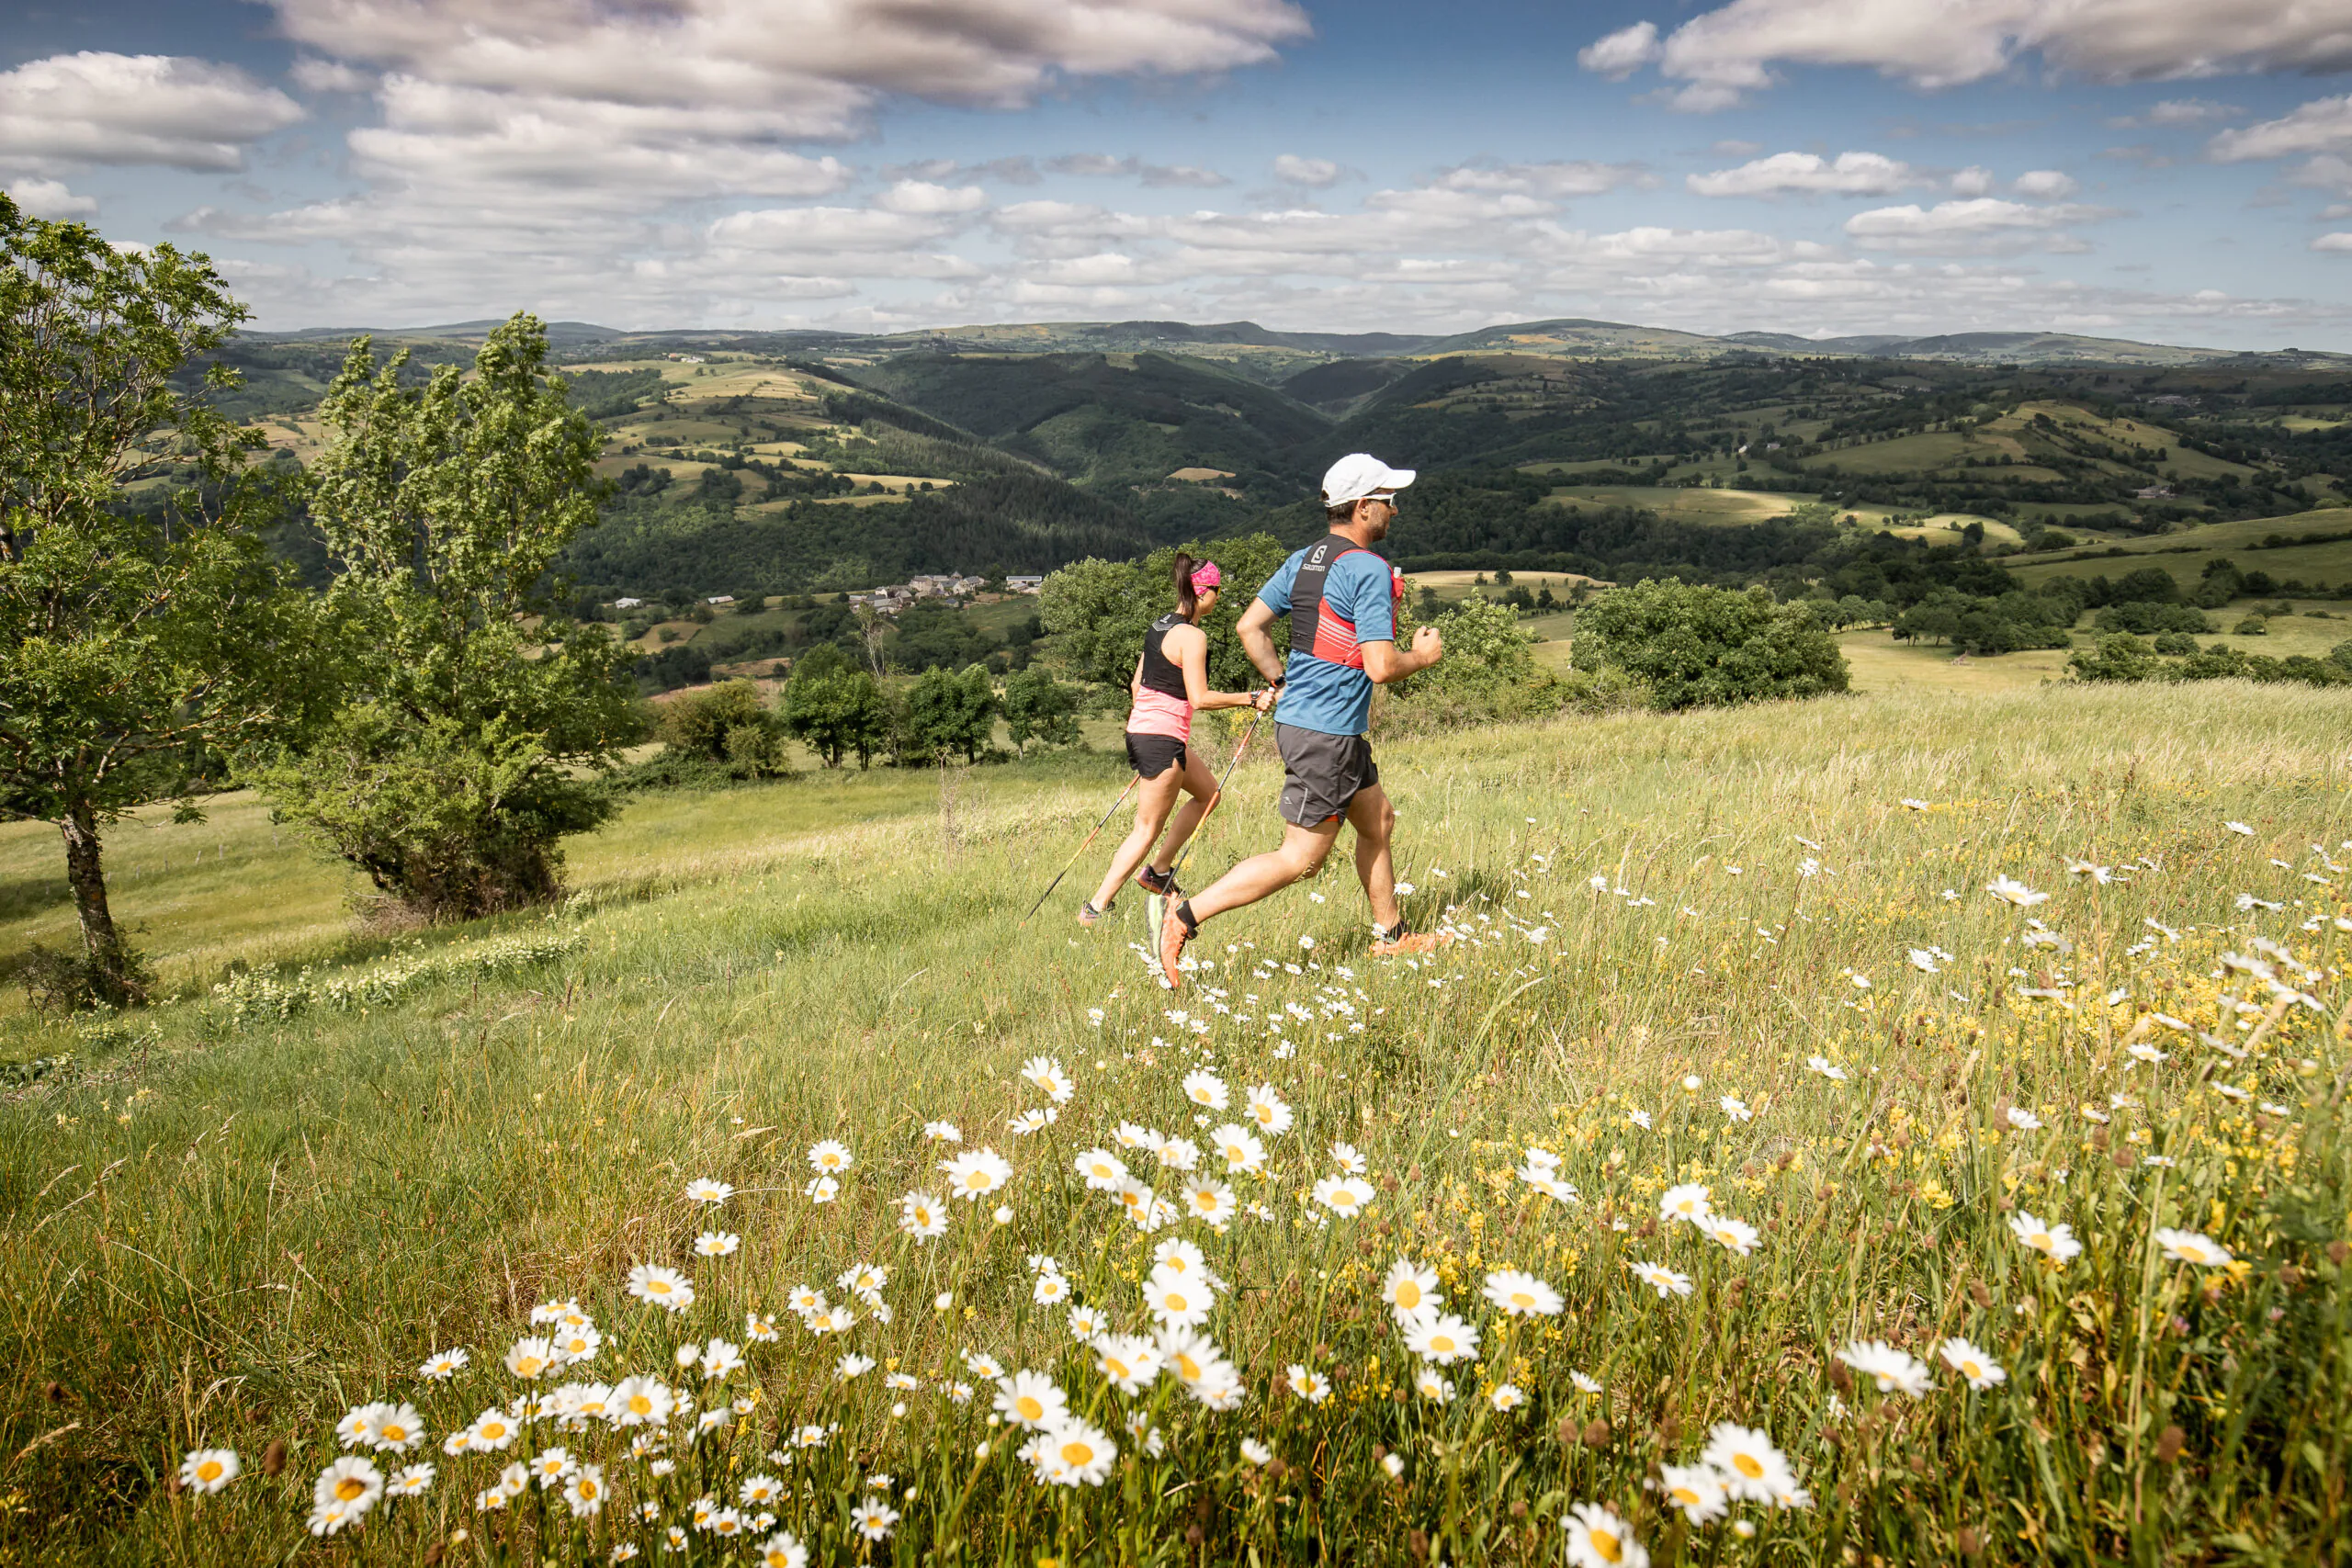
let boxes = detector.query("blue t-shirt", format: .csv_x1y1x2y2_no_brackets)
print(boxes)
1256,544,1396,737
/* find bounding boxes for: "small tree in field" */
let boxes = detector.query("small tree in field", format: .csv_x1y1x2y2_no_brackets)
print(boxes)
0,197,320,1005
1575,579,1849,712
1001,666,1080,754
780,643,891,768
899,664,996,764
253,314,639,920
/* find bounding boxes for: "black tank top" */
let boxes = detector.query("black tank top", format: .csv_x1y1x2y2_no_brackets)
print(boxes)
1138,613,1188,700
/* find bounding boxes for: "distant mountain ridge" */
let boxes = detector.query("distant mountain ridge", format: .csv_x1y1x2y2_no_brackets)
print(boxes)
240,315,2351,370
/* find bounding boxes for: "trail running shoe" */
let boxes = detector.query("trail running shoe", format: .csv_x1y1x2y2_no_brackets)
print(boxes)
1158,900,1196,989
1135,865,1183,898
1371,922,1454,958
1078,901,1113,928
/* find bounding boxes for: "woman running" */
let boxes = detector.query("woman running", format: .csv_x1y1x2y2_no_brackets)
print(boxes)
1080,554,1272,926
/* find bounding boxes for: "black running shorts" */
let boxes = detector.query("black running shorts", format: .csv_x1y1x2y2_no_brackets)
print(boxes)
1125,731,1188,780
1274,723,1379,827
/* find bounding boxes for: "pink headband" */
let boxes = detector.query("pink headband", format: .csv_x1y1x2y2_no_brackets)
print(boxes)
1190,561,1222,590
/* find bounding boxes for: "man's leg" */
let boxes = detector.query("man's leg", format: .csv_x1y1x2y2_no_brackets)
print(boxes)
1158,818,1340,986
1345,782,1399,931
1185,818,1341,922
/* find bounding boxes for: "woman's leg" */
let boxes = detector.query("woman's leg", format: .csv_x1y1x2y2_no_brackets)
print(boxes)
1087,762,1182,913
1148,746,1223,875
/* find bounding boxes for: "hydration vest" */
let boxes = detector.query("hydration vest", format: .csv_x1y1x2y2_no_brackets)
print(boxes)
1286,535,1405,670
1138,612,1188,699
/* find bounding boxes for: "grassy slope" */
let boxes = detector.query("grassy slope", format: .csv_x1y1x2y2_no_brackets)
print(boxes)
2007,505,2352,592
2,688,2348,1562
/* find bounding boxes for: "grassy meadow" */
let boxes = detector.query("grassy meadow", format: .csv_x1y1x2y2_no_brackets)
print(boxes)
2,686,2348,1565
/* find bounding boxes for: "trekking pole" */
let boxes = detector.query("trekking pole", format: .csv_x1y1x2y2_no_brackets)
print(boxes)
1020,773,1141,928
1149,703,1269,930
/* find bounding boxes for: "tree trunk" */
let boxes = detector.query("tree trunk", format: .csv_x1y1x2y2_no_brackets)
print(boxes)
58,801,141,1007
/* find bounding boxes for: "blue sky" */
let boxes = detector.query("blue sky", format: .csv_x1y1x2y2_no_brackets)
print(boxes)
5,0,2351,347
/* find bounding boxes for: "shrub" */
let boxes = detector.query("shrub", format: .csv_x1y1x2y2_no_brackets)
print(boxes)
659,681,789,777
2095,601,2213,636
1574,580,1848,711
2067,633,2165,683
2152,631,2199,656
2233,616,2268,636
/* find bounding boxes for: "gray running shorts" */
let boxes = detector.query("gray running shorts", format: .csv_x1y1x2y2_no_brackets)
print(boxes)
1274,722,1379,827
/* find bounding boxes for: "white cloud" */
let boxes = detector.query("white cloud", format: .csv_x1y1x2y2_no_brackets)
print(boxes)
1272,154,1341,187
270,0,1309,118
1846,197,2118,254
875,180,989,215
2209,95,2352,161
330,78,854,212
2314,232,2352,252
0,51,303,173
1687,151,1915,197
1433,160,1646,197
2108,96,2239,128
2011,168,2079,197
1711,139,1762,157
5,176,98,220
289,57,375,94
1578,22,1662,79
1583,1,2352,110
1950,165,1996,195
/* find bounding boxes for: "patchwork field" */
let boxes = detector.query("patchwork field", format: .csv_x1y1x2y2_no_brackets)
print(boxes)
3,687,2346,1564
2007,506,2352,594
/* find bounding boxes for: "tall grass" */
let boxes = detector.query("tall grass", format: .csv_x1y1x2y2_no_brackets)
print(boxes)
1,682,2346,1565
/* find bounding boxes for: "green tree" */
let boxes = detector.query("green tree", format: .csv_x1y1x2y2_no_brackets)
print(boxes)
252,315,640,920
780,644,890,769
1039,533,1293,693
0,197,321,1005
2067,633,2165,683
900,663,996,764
1001,666,1081,754
1576,580,1849,711
661,679,786,776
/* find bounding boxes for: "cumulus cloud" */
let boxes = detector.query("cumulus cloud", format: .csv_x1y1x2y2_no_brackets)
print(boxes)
875,180,989,215
2314,231,2352,252
1272,154,1342,186
2209,95,2352,161
290,57,374,94
270,0,1309,118
1433,160,1647,197
1581,0,2352,110
4,176,98,220
1950,165,1996,195
1687,150,1915,197
1846,197,2119,254
0,51,303,172
2108,96,2239,128
2011,168,2079,197
1578,21,1662,78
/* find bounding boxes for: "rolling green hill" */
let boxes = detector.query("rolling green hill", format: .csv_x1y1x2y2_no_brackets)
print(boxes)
846,351,1332,517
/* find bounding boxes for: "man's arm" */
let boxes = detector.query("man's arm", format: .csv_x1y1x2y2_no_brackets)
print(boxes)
1361,626,1442,684
1236,598,1288,686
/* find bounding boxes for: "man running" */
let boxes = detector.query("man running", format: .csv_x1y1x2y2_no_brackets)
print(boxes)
1159,453,1448,988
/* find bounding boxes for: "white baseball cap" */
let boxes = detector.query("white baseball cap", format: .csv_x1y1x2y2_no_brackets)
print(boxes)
1321,452,1416,507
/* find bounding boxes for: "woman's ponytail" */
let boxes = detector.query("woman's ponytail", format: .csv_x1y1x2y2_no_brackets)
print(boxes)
1172,552,1198,618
